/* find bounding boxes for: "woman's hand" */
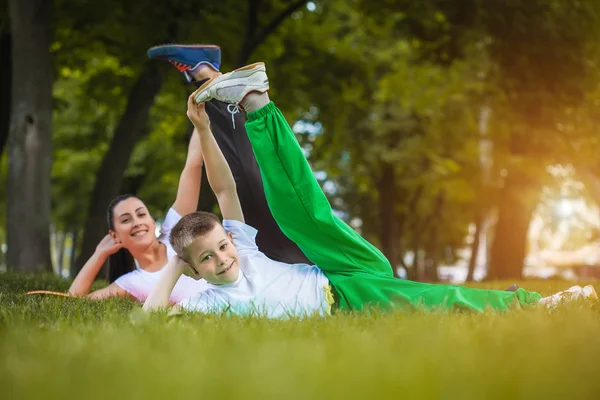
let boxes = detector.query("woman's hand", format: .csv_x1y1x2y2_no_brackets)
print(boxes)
95,234,123,257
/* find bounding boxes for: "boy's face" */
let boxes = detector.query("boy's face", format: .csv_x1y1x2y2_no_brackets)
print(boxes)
184,225,240,285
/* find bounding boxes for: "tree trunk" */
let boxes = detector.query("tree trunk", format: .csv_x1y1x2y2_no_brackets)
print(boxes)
0,27,11,158
468,105,491,282
411,231,423,281
404,184,425,281
378,162,397,274
424,228,440,282
74,61,164,273
466,212,483,282
57,230,66,276
487,169,538,280
69,228,78,277
6,0,53,272
423,194,444,282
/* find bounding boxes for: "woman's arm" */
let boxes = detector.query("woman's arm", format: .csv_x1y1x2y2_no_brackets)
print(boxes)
86,282,133,300
186,95,244,222
68,234,122,297
143,256,187,311
171,128,204,217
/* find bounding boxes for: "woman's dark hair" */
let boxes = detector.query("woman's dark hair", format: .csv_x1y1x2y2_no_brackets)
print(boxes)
106,194,137,283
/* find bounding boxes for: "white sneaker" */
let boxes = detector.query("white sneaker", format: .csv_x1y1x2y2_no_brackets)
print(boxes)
193,62,269,104
538,285,598,309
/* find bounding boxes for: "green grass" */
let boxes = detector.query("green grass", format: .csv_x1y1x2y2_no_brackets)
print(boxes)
1,273,599,399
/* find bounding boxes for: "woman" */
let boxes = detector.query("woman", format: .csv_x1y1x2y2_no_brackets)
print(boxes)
68,129,208,301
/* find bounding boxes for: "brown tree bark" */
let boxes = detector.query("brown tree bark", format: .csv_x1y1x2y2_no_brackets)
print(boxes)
423,194,444,282
424,236,440,282
6,0,53,272
0,27,11,158
69,228,78,274
466,211,483,282
73,61,164,274
487,169,539,280
378,162,397,274
57,230,66,276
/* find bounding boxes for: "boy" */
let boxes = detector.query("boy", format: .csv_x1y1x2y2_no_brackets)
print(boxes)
144,63,598,317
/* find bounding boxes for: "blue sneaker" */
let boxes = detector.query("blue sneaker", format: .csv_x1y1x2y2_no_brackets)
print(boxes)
147,44,221,82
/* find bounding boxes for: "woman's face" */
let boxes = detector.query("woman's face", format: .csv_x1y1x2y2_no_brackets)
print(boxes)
110,197,157,250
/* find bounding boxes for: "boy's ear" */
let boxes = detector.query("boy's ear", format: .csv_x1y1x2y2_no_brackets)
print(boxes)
176,252,190,266
181,258,201,278
176,253,199,277
227,231,235,246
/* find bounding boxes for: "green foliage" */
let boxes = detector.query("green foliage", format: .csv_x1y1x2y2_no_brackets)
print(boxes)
51,54,130,230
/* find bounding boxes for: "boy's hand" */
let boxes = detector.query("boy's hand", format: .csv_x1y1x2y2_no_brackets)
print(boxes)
143,255,188,312
187,94,210,131
167,255,188,274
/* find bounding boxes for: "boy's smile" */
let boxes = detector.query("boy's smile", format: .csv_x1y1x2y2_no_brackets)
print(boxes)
217,260,235,275
185,225,240,285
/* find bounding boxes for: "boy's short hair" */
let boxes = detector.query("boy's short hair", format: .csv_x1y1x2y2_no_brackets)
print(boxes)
170,211,222,259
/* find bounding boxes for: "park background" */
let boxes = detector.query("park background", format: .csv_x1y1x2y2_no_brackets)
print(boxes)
2,1,600,399
3,0,600,283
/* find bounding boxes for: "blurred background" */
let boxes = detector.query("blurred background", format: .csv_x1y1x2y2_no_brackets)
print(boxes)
2,0,600,283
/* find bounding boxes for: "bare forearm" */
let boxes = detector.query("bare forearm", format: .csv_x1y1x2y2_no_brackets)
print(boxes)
143,258,184,311
87,282,131,300
172,130,204,216
197,125,236,196
68,252,107,296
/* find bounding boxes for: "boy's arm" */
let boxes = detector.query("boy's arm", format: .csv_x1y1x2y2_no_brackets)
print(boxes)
143,256,186,311
171,128,204,216
186,95,244,223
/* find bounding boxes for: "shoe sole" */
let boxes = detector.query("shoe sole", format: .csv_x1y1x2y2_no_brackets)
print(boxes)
147,44,221,58
192,62,266,103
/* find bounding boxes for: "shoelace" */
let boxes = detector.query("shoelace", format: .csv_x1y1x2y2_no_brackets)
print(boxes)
227,103,240,129
168,60,190,73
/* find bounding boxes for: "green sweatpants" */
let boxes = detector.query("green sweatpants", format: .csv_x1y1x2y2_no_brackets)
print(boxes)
245,102,542,312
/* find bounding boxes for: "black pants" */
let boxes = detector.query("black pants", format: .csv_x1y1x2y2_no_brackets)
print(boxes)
202,96,311,264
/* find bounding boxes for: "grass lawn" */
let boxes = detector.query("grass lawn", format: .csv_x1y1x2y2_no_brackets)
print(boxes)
1,273,599,399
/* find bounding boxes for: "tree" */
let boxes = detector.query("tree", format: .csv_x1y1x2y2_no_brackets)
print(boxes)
481,0,600,279
0,25,10,159
6,0,53,272
345,0,600,279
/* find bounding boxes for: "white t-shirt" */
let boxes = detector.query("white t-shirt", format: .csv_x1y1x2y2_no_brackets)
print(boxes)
115,208,209,303
179,220,333,319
